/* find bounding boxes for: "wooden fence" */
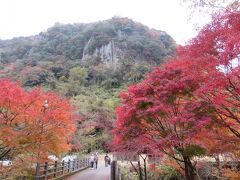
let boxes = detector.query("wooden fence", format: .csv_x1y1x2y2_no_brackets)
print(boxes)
35,158,90,180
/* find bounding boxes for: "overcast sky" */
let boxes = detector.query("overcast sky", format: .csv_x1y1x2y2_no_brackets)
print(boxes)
0,0,211,44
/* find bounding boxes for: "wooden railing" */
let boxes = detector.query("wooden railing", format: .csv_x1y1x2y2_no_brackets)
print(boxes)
35,158,90,180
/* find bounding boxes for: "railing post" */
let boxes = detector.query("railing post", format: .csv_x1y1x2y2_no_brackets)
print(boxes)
80,159,82,168
44,162,48,180
62,161,65,175
82,158,85,167
72,159,75,171
53,161,58,178
67,159,70,173
76,159,79,170
35,162,40,180
110,161,116,180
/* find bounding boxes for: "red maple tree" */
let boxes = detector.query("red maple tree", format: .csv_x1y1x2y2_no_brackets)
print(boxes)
115,10,240,179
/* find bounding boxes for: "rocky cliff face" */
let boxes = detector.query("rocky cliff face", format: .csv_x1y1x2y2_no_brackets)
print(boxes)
82,39,122,69
82,39,116,62
81,28,130,66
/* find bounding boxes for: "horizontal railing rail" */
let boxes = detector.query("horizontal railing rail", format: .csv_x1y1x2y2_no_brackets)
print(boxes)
35,158,90,180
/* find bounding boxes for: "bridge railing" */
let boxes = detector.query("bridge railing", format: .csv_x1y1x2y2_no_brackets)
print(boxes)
35,158,90,180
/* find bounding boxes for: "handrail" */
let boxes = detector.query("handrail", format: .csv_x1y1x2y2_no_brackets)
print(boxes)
35,158,90,180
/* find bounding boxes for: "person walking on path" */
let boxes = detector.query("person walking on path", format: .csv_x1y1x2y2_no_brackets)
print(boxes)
67,155,111,180
104,154,109,167
94,153,99,169
90,154,95,169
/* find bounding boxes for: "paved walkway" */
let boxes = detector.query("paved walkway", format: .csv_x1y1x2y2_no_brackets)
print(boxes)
67,156,110,180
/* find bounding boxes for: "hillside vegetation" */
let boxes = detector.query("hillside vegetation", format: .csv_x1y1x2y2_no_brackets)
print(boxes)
0,17,176,152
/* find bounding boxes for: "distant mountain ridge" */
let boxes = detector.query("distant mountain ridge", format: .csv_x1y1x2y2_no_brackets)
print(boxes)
0,17,176,89
0,17,175,66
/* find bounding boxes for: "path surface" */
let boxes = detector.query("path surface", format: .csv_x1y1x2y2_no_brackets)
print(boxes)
67,156,110,180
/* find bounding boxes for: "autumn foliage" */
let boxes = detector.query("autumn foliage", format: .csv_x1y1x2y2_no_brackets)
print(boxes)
115,10,240,179
0,79,76,175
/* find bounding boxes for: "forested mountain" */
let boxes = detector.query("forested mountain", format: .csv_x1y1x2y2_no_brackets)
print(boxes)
0,17,176,152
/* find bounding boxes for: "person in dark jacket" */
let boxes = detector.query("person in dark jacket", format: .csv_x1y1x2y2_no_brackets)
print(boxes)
94,153,99,169
104,154,109,167
90,154,94,169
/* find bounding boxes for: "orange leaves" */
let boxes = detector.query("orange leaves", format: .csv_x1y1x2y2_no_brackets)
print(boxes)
0,79,76,162
0,79,27,125
223,169,240,179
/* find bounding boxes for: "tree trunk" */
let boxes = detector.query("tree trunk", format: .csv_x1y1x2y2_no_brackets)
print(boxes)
130,161,139,175
183,156,196,180
139,154,148,180
138,160,143,180
143,158,147,180
215,155,222,178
